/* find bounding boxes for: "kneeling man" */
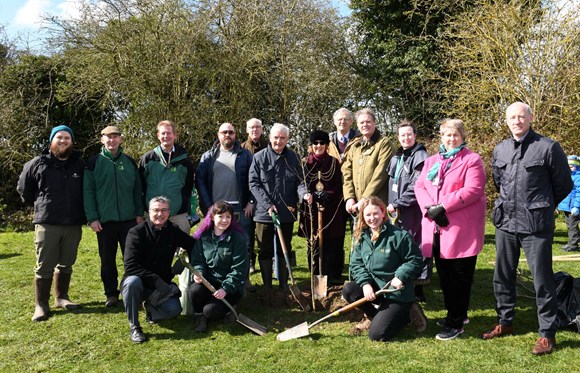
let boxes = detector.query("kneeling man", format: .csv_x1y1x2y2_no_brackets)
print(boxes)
122,196,195,343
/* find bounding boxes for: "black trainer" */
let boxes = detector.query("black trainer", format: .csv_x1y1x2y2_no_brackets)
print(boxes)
130,326,147,343
435,326,464,341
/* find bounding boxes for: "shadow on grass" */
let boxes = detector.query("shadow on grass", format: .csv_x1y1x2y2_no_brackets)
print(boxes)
0,252,21,260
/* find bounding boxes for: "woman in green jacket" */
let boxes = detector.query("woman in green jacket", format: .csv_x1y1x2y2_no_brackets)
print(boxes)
343,196,424,341
188,201,249,332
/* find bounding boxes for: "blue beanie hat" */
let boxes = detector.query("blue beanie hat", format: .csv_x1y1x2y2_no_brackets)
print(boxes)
568,155,580,167
50,124,74,142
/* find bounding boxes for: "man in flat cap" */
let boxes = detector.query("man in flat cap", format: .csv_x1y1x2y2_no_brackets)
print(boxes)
84,125,144,307
17,124,86,322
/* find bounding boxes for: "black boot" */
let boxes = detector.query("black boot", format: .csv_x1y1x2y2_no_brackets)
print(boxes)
32,277,52,322
277,257,289,290
53,272,81,310
259,260,273,288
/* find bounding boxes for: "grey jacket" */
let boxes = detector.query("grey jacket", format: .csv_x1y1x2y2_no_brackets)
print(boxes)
248,145,307,223
492,130,572,234
387,143,428,244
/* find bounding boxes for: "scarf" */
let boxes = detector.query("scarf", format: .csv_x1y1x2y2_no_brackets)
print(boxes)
426,143,466,181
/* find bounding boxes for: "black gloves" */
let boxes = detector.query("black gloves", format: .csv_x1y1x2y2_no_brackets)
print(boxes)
426,204,449,227
313,190,330,207
171,259,185,275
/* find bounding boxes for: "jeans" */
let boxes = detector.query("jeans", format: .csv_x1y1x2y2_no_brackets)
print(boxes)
122,275,182,327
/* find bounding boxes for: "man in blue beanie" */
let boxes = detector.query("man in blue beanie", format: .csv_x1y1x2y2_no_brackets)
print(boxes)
17,124,86,322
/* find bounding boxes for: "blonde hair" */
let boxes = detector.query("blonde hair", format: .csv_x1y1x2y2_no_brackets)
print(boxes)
439,118,466,141
353,196,387,241
157,120,176,134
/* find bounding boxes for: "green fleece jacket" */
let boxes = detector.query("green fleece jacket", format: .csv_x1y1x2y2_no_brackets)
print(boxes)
350,223,422,303
84,146,144,224
191,230,249,295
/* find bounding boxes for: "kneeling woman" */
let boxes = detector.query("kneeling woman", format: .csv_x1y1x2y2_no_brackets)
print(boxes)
189,201,249,332
343,196,423,341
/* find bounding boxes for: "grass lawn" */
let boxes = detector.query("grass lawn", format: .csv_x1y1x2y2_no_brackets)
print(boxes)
1,218,579,372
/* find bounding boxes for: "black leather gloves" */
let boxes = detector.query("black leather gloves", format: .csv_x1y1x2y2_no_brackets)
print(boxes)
313,190,330,207
426,204,449,227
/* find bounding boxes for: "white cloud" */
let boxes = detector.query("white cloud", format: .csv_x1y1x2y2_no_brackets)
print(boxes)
14,0,51,27
14,0,83,28
55,0,83,20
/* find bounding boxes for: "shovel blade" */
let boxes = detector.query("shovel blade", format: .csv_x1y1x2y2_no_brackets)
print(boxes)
313,275,328,299
276,322,310,341
236,313,268,336
289,284,311,312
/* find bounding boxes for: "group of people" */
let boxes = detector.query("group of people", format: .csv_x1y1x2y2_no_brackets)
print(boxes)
17,102,575,355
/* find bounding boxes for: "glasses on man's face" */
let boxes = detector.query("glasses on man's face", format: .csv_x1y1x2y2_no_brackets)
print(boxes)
219,130,235,135
150,208,170,214
312,141,325,146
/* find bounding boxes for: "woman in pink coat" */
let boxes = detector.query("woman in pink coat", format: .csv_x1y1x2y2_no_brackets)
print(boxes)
415,119,486,341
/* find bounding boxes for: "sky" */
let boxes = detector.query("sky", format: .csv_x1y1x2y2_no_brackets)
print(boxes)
0,0,351,50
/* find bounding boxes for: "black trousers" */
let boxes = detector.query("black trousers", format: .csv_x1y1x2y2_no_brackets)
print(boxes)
564,212,580,248
432,233,477,329
342,281,411,341
97,220,136,297
188,283,243,321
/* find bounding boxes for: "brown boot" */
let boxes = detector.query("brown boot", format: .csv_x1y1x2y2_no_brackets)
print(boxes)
482,323,513,340
532,337,556,356
53,272,81,310
349,315,372,335
32,277,52,322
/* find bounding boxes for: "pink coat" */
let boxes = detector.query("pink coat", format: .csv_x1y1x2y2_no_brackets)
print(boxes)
414,148,486,259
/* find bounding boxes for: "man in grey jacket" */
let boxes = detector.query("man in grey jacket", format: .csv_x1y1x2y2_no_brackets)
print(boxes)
248,123,309,297
483,102,573,356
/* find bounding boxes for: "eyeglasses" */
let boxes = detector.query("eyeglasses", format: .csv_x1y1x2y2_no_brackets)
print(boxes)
150,208,170,214
311,141,326,145
219,130,235,135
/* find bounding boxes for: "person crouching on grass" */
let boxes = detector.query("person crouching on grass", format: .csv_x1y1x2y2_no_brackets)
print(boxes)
189,201,249,333
342,196,425,341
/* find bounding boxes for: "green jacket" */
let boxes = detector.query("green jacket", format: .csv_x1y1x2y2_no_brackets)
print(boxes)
191,230,249,296
342,130,395,205
139,144,194,216
350,223,422,303
84,146,143,224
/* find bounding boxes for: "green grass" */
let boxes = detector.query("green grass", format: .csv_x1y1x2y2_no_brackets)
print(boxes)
1,218,579,372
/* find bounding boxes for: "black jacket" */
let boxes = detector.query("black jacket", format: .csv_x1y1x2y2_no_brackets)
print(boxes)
492,130,572,234
17,149,86,225
123,220,195,288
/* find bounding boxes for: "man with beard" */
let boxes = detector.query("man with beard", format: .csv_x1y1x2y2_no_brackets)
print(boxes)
18,124,86,322
196,122,254,291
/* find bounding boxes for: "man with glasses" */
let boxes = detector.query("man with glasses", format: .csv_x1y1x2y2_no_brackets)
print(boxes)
121,196,195,343
196,122,254,290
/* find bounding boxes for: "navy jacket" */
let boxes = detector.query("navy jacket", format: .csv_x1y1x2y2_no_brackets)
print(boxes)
195,140,253,214
249,145,307,223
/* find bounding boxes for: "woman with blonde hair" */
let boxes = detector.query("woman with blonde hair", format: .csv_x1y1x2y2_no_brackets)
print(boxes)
415,118,486,341
342,196,424,341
